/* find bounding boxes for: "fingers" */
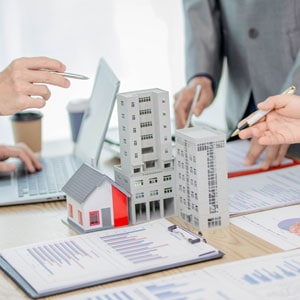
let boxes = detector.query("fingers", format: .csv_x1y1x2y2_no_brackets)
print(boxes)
289,222,300,235
244,138,266,167
174,87,195,128
239,122,268,140
0,143,42,174
244,139,289,170
0,162,18,173
27,69,70,88
12,56,66,73
174,77,214,129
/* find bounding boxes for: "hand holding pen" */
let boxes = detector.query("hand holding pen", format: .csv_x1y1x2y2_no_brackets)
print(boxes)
238,87,300,145
174,76,214,129
231,86,296,137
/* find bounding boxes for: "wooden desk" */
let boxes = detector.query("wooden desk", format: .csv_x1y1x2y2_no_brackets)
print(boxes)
0,141,282,300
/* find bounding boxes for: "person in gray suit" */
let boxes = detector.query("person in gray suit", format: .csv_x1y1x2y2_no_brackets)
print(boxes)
174,0,300,170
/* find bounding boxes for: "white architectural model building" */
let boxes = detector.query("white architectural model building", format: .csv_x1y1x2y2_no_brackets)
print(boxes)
175,126,229,230
114,88,175,224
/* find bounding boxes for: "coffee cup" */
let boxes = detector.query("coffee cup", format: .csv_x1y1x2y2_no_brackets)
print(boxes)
11,110,43,153
66,98,89,142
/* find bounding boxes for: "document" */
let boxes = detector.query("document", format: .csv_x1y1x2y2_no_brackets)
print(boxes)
227,139,298,177
64,249,300,300
230,205,300,250
0,218,222,298
229,165,300,215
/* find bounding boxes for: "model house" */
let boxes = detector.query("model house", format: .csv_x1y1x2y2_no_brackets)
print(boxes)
175,125,229,230
62,163,130,233
114,88,175,224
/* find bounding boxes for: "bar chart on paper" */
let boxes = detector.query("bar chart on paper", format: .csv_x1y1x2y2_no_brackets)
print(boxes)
0,219,220,296
64,270,242,300
63,249,300,300
99,227,169,264
242,259,300,285
209,249,300,300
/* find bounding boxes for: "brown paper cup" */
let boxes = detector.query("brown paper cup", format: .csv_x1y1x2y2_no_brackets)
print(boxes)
11,111,43,153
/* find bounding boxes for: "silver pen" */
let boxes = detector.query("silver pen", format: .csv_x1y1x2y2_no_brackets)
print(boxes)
231,85,296,137
40,69,89,80
184,84,202,128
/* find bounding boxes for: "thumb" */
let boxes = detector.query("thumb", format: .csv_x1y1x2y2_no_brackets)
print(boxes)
0,162,17,173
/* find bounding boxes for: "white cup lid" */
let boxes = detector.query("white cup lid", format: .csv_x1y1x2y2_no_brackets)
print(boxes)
66,98,89,112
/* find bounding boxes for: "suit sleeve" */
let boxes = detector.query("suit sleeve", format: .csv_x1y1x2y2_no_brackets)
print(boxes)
183,0,224,87
282,50,300,93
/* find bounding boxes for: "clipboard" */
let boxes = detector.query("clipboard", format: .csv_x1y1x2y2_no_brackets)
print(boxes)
0,218,223,299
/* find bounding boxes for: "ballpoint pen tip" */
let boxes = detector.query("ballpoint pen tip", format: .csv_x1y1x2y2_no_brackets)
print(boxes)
231,129,239,137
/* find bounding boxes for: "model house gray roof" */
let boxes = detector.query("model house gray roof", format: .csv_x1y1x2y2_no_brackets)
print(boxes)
62,163,130,204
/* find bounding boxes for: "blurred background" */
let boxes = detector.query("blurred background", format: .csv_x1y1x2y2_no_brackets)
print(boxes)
0,0,226,145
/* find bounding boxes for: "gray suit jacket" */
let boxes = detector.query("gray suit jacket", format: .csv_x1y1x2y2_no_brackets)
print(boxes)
183,0,300,135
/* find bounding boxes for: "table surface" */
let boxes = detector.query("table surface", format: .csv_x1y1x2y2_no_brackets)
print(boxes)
0,140,282,300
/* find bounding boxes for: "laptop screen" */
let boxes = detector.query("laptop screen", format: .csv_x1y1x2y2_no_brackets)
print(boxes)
74,58,120,165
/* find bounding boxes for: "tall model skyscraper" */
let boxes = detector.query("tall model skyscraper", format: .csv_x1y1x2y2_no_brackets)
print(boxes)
175,125,229,230
114,88,175,224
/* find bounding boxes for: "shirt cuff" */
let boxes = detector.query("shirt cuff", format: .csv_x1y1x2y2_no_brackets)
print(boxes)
187,73,216,93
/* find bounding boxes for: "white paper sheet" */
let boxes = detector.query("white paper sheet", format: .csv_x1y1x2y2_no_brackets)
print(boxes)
230,205,300,250
226,139,294,173
229,165,300,215
64,249,300,300
0,219,219,295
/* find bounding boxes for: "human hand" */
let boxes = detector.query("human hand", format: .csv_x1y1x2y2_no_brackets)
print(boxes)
289,221,300,235
0,57,71,115
243,137,289,170
239,94,300,145
174,76,214,128
0,143,42,173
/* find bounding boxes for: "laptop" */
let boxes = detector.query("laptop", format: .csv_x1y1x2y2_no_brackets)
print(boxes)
0,58,120,206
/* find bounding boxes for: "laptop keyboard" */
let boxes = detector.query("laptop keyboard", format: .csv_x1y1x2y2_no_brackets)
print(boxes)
16,157,73,198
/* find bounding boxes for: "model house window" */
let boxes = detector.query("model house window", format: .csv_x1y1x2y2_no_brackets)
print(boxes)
140,121,152,128
133,128,137,133
139,96,151,103
136,192,144,199
142,147,154,154
164,162,171,168
139,108,152,115
78,210,83,225
145,160,155,168
133,167,141,173
141,134,153,140
134,153,138,158
150,190,158,196
163,175,172,181
121,113,125,119
164,187,172,194
149,177,157,184
134,179,144,187
89,211,100,226
132,115,136,120
131,102,135,107
68,203,73,218
134,140,137,145
121,100,124,106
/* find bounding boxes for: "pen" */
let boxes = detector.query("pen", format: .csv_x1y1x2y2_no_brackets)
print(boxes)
40,69,89,80
231,85,296,137
184,84,202,128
